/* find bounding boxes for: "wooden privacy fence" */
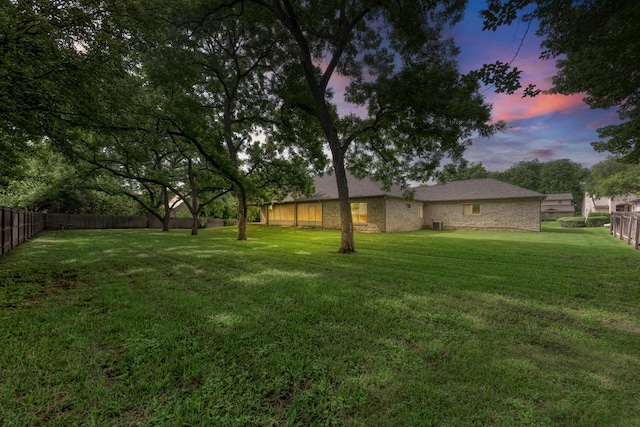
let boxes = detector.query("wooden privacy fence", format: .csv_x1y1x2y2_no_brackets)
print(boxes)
1,210,229,257
1,206,45,256
45,213,149,229
610,212,640,249
46,213,226,230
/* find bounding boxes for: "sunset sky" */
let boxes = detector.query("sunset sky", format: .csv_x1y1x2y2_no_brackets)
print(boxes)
451,2,618,171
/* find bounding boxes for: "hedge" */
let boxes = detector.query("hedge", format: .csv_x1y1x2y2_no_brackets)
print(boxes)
557,217,586,228
586,214,610,227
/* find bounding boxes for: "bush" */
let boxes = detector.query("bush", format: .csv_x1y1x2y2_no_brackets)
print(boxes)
557,217,586,228
586,214,610,227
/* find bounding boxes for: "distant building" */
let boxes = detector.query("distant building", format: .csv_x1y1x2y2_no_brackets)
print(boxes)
582,193,640,216
541,193,575,220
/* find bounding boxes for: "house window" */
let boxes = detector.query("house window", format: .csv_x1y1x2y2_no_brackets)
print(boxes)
463,203,481,215
418,205,424,218
351,202,368,224
268,204,295,221
296,202,322,226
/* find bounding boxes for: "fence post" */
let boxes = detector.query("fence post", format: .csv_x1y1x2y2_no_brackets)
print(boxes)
635,215,640,249
1,207,4,255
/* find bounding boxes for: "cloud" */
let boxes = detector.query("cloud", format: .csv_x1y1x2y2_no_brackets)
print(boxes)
587,111,620,130
490,92,587,123
526,148,555,160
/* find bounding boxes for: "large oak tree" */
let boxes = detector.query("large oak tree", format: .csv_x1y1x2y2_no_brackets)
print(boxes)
252,0,501,253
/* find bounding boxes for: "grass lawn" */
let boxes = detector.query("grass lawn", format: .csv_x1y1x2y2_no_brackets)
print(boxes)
1,223,639,426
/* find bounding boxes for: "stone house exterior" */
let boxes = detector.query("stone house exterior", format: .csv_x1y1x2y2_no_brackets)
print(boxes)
541,193,575,220
582,193,640,216
260,174,545,232
414,179,545,232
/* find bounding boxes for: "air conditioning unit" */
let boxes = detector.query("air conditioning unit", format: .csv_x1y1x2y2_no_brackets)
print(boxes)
432,221,443,231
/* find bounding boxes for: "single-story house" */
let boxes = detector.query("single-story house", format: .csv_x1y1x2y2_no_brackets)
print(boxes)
260,174,545,232
582,193,640,216
541,193,575,220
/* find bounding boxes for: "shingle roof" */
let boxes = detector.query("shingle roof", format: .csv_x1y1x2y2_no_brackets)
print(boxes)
283,176,543,203
544,193,573,201
290,172,406,202
414,178,544,202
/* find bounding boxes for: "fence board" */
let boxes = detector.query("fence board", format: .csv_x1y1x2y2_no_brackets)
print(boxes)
1,206,45,256
610,212,640,249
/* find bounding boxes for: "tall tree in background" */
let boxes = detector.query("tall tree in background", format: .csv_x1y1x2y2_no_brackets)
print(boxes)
482,0,640,162
585,157,640,198
252,0,501,253
437,161,496,184
538,159,589,210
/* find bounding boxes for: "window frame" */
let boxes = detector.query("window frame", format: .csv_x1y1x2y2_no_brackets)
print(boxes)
350,202,368,224
463,203,481,216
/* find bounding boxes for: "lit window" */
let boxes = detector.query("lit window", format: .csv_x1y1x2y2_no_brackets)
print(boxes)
268,204,295,221
351,202,368,224
463,203,481,215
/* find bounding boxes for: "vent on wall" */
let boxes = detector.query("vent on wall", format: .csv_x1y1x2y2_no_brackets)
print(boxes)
432,221,443,231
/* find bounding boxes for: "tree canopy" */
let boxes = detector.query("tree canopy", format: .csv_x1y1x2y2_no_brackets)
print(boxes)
585,157,640,198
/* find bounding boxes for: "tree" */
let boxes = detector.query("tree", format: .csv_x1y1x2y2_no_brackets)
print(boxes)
1,1,136,186
585,157,640,198
252,0,500,253
482,0,640,162
0,1,81,186
437,161,495,184
123,0,316,240
0,139,141,214
538,159,589,212
491,158,588,212
497,159,543,192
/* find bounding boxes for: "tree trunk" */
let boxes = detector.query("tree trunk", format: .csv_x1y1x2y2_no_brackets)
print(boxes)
190,185,199,236
162,187,171,232
333,154,355,253
235,183,248,241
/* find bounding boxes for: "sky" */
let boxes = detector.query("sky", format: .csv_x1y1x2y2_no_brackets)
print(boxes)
448,1,618,171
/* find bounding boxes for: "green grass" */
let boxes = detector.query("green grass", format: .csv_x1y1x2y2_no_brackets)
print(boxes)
1,223,639,426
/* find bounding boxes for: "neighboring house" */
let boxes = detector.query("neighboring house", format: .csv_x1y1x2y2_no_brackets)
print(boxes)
541,193,574,220
582,193,640,216
260,174,545,232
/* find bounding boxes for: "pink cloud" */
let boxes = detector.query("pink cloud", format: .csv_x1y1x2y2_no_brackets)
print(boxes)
490,92,587,123
587,111,619,130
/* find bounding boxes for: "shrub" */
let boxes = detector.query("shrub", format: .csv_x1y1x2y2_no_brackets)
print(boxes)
586,214,610,227
557,217,586,228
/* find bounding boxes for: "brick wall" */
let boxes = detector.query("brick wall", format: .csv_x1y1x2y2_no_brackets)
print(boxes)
424,198,542,232
384,198,424,232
